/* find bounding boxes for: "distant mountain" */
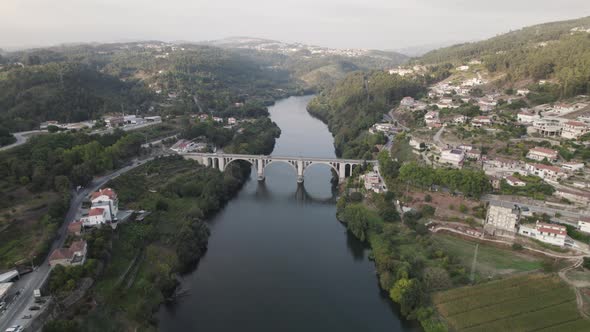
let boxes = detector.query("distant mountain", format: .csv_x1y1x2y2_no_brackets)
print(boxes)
199,36,409,88
392,40,468,57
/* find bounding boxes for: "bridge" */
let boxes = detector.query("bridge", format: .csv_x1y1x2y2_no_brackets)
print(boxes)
182,152,375,183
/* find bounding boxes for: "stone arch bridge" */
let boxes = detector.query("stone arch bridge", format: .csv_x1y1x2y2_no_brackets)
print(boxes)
182,152,376,183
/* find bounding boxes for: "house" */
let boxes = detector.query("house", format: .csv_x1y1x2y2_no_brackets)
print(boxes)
171,139,206,153
40,121,60,130
505,176,526,187
104,116,124,128
484,203,520,237
517,110,539,124
489,176,502,190
409,139,425,151
436,98,459,109
228,117,237,125
533,119,562,137
516,89,530,96
456,65,470,71
363,172,384,193
91,188,119,221
554,188,590,206
487,157,522,170
518,222,567,247
144,116,162,123
472,116,492,127
82,208,109,227
67,221,83,236
561,162,584,173
465,149,481,160
370,123,396,134
440,149,465,168
400,96,416,108
578,218,590,234
561,121,590,140
526,163,566,182
49,240,88,267
424,111,440,128
526,147,559,162
212,117,224,123
453,115,468,124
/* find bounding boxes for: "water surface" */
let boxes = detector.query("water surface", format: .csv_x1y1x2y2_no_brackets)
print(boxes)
158,96,418,332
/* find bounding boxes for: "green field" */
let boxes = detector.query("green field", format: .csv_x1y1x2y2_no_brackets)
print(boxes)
433,234,544,279
433,274,590,331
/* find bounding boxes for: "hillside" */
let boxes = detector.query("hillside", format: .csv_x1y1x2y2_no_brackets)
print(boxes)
418,16,590,97
0,42,298,131
202,37,409,88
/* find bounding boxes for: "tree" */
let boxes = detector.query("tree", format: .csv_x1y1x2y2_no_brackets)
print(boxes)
342,204,370,241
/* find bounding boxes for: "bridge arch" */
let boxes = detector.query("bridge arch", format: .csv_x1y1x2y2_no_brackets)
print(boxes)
224,157,257,170
302,161,340,178
263,159,298,175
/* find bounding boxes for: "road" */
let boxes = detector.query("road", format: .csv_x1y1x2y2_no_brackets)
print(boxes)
0,157,156,332
482,194,590,227
0,130,47,152
433,126,446,148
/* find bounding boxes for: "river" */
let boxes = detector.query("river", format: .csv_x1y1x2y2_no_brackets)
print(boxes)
158,96,419,332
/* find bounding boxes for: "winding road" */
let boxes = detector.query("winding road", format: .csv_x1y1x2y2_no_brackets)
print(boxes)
0,156,156,332
0,130,47,152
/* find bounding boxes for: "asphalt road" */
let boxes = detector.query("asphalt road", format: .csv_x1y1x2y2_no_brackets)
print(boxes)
0,157,155,332
0,130,47,152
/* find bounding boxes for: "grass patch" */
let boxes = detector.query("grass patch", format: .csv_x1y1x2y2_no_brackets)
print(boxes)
432,234,545,279
434,273,590,331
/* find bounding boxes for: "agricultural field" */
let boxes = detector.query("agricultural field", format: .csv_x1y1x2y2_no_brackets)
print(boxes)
433,273,590,332
433,234,545,279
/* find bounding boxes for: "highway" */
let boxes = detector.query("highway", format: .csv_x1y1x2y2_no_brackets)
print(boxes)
0,157,155,332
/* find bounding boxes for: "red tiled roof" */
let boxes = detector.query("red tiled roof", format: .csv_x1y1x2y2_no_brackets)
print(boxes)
91,188,117,200
565,121,587,127
67,221,82,234
88,208,105,216
49,248,73,261
536,223,566,236
529,147,558,156
530,163,561,173
69,240,86,252
506,176,524,183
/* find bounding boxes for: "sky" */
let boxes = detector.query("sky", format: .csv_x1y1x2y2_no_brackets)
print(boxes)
1,0,589,51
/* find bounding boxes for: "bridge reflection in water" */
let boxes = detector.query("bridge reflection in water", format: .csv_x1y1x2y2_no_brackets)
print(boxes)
253,179,338,205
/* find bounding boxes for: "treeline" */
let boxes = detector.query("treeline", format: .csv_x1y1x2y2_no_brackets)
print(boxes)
0,130,144,194
307,70,428,158
398,162,491,198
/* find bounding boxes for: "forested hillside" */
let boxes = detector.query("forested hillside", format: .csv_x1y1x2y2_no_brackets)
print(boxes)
419,16,590,97
307,70,430,158
0,43,299,132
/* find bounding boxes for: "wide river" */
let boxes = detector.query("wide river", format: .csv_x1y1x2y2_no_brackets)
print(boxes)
158,96,418,331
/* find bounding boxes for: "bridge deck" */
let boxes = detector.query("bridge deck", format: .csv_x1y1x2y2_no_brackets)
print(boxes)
183,152,376,164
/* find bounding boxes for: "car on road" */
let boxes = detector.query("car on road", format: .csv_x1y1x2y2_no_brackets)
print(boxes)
22,314,32,319
28,305,40,311
0,302,5,310
5,325,23,332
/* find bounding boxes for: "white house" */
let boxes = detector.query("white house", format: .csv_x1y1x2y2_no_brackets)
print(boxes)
533,119,562,137
561,162,584,173
456,65,470,71
472,116,492,127
526,163,566,182
526,147,559,162
505,176,526,187
518,222,567,247
400,96,416,108
228,117,237,125
424,111,440,128
82,208,109,227
453,115,468,124
440,149,465,168
91,188,119,221
561,121,590,140
517,111,540,124
578,218,590,234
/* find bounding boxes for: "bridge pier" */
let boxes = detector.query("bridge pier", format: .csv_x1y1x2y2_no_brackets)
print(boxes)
256,158,265,181
297,160,304,183
339,162,346,183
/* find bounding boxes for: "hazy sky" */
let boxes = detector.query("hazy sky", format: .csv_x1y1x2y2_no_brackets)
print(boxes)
1,0,589,50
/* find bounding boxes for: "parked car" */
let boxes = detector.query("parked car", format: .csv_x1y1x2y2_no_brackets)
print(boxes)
29,305,40,311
